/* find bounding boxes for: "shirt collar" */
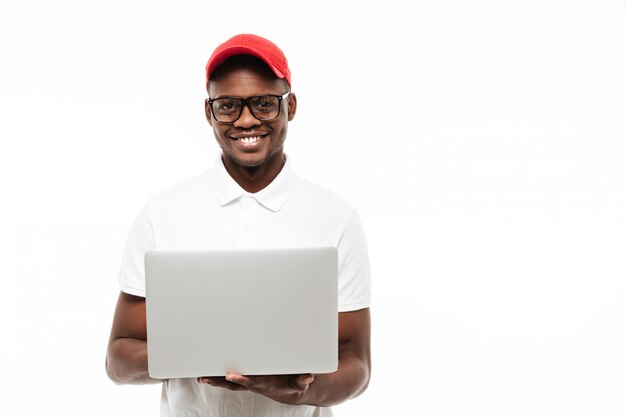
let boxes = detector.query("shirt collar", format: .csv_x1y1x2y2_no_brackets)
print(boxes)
212,154,296,212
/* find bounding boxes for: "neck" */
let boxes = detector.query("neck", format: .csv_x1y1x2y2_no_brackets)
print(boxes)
221,152,285,193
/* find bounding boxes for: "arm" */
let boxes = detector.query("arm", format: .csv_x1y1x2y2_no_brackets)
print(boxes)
105,291,163,385
200,307,371,407
299,307,372,406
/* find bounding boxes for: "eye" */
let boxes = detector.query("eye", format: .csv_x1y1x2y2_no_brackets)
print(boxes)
251,96,278,113
215,99,241,114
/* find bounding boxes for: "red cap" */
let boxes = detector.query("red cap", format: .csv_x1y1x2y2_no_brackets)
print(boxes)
205,34,291,87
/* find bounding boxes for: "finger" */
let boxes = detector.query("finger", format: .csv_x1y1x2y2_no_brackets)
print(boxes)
225,373,255,388
289,374,314,390
295,374,315,385
197,376,225,384
197,377,248,391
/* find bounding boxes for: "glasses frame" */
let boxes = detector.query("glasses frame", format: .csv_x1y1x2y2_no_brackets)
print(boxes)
206,92,290,124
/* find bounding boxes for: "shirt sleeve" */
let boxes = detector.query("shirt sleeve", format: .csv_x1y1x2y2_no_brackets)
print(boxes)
118,198,156,297
337,210,372,312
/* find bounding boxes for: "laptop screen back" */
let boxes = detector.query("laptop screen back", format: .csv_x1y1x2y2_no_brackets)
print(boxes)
145,246,338,378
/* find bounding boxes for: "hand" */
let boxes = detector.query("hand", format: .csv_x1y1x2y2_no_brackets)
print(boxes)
197,373,315,405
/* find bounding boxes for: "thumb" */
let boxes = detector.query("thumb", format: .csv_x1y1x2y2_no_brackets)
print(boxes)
293,374,315,388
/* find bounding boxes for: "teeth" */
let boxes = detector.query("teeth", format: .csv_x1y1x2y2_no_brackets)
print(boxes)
239,136,260,144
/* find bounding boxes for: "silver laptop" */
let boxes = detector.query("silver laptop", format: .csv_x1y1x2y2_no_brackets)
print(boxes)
145,246,338,378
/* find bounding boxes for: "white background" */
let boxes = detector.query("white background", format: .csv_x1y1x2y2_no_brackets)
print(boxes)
1,0,625,416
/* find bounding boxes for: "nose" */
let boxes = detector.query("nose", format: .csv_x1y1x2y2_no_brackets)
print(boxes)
233,105,261,128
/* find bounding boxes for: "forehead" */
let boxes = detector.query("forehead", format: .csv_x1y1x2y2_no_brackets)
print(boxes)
208,59,287,98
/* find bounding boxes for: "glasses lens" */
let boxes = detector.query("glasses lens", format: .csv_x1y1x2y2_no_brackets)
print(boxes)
212,98,242,123
248,95,281,120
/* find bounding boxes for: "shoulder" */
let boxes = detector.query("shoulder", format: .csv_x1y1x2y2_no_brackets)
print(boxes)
296,177,352,206
285,157,356,215
290,175,358,224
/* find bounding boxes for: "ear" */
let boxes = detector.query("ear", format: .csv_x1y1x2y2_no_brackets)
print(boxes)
287,93,297,121
205,99,213,126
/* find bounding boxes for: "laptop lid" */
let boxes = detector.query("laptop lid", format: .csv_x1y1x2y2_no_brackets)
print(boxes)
145,246,338,378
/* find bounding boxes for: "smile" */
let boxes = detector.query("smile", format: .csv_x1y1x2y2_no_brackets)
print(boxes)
238,136,261,144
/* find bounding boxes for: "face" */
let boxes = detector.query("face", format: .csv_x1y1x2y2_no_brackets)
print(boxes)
206,64,297,170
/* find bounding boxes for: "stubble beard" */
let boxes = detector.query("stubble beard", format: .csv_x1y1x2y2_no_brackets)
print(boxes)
222,141,284,169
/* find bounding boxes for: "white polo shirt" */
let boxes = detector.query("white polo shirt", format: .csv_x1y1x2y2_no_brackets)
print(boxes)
118,155,371,417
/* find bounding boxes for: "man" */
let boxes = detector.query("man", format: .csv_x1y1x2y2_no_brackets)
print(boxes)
106,33,371,417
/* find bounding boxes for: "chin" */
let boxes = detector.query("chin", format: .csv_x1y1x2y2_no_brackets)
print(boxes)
237,158,265,168
225,152,267,168
225,148,283,169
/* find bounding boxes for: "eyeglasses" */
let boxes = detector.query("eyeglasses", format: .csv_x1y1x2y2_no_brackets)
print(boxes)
206,92,290,123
